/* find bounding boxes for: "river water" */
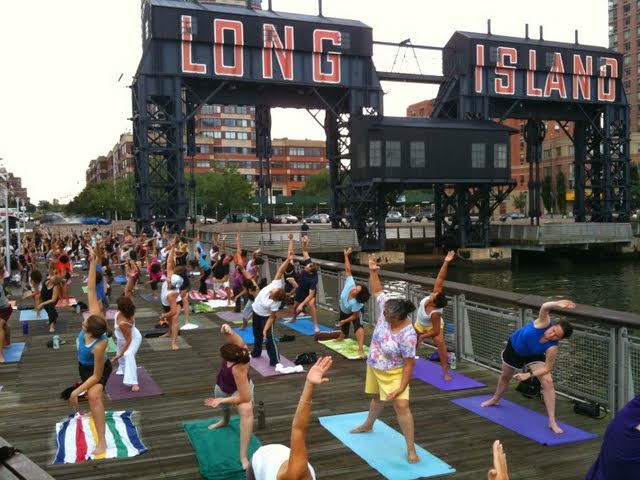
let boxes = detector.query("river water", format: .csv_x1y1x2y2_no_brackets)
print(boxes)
410,258,640,314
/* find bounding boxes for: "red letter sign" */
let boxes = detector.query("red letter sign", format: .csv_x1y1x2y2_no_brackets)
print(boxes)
475,44,484,93
598,58,618,102
572,54,592,101
214,19,244,77
526,50,542,97
181,16,206,74
312,30,341,84
262,24,294,80
494,47,517,95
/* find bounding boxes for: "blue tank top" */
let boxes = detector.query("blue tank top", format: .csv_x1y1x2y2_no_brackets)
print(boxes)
77,330,108,366
509,321,559,356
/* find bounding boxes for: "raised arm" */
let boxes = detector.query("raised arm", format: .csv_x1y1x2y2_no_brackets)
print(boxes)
166,238,177,277
220,323,246,349
288,233,294,255
433,250,456,294
301,235,310,261
280,357,333,480
343,247,353,277
86,246,102,316
368,254,383,298
274,252,295,280
537,299,576,326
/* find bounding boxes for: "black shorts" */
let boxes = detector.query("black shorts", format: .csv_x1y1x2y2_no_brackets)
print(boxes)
150,280,160,291
0,305,13,321
501,340,546,369
162,301,182,313
340,309,363,336
78,358,113,387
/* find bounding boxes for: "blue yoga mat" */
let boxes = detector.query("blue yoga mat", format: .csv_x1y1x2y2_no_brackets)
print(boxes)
20,309,49,321
412,358,485,391
278,318,332,336
451,395,599,446
319,411,455,479
2,343,26,363
114,275,127,284
231,328,279,346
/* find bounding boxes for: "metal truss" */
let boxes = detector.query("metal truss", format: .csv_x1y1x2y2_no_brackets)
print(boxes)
132,75,186,233
255,105,273,219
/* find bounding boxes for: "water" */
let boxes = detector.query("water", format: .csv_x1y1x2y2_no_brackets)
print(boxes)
411,258,640,314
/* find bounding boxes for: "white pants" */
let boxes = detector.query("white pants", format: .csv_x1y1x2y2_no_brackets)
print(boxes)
116,326,142,386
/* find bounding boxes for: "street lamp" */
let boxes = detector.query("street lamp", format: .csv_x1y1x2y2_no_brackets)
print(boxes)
0,165,10,276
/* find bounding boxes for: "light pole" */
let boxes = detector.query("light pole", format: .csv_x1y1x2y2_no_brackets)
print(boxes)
15,198,20,258
0,166,10,276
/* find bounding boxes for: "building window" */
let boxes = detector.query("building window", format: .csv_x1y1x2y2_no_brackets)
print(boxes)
624,55,631,65
494,143,508,168
544,149,552,159
625,42,631,51
624,17,631,26
224,131,237,139
385,141,401,167
223,106,235,114
237,132,249,140
569,145,575,156
196,161,210,168
409,141,425,168
471,143,486,168
555,146,562,157
519,175,525,185
289,148,305,156
369,140,382,167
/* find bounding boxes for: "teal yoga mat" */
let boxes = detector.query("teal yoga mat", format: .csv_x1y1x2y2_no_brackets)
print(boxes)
319,411,456,479
183,416,261,480
2,342,26,363
278,317,332,336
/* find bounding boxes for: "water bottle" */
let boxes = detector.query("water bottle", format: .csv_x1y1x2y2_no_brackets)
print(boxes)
22,321,28,335
257,401,266,430
450,352,457,370
53,335,60,350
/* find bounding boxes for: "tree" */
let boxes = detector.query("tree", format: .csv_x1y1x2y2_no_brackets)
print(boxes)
541,175,553,213
37,200,53,212
297,169,330,197
66,177,134,219
513,191,527,213
556,171,567,215
195,168,253,218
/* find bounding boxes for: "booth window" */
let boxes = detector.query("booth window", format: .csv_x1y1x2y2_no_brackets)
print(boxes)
472,143,486,168
386,141,401,167
410,141,425,168
369,140,382,167
493,143,508,168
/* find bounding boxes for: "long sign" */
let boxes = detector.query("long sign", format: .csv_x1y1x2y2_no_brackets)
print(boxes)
472,43,620,103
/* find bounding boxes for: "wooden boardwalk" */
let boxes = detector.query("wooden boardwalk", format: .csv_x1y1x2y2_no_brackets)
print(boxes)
0,278,607,480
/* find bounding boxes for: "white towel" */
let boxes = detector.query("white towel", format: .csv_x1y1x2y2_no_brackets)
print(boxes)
275,363,304,374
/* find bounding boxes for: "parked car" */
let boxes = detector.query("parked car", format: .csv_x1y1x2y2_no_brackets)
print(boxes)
226,212,260,223
385,211,403,223
80,217,112,225
272,214,299,224
304,213,330,223
39,213,69,224
196,215,217,224
510,213,527,219
410,211,435,222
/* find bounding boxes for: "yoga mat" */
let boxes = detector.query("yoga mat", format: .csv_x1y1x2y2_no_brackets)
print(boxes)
451,395,599,446
231,328,279,346
20,309,49,321
2,343,26,363
318,338,369,360
194,303,215,314
54,410,148,464
140,293,156,302
82,286,88,294
250,351,302,377
217,311,243,323
83,310,117,320
179,316,200,329
278,317,332,336
114,276,127,284
319,411,456,479
189,290,215,300
106,366,162,401
56,297,78,308
107,337,118,354
183,416,261,480
205,299,232,309
412,358,485,391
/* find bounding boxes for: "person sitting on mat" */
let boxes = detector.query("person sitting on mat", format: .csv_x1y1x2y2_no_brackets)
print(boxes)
68,245,113,458
0,261,13,363
250,252,295,366
246,356,333,480
203,323,254,470
112,295,142,392
414,250,456,381
584,394,640,480
351,254,419,464
481,299,576,434
284,236,319,332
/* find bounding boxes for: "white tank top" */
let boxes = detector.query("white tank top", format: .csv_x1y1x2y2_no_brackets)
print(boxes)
415,295,443,328
250,444,316,480
160,281,177,307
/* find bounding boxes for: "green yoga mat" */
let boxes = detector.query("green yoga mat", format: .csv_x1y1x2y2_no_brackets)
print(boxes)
107,337,118,354
194,303,215,314
183,416,261,480
318,338,369,359
81,286,88,294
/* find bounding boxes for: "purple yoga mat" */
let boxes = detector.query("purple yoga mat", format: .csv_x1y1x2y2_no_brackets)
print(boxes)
451,395,599,446
217,311,243,322
250,351,301,377
412,358,485,391
106,366,163,401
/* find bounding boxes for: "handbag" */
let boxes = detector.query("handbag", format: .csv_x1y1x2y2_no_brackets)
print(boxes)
515,376,541,399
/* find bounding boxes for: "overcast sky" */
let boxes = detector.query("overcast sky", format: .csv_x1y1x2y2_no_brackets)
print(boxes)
0,0,607,203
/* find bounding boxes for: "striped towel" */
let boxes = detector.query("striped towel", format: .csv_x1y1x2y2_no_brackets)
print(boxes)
54,410,148,464
188,290,215,300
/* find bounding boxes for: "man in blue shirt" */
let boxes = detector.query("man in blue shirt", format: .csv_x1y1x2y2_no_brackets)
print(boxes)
284,236,319,332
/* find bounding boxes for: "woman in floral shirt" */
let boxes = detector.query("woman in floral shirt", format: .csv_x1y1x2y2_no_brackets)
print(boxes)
351,254,419,464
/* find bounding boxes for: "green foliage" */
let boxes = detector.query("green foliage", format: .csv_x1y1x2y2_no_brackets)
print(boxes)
556,171,567,214
194,168,253,218
297,169,330,197
37,200,52,212
631,164,640,210
66,177,134,218
541,175,553,213
513,191,527,213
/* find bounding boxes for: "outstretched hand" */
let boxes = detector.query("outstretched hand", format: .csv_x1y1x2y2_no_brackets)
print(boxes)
344,247,352,257
487,440,509,480
306,356,333,385
368,254,379,271
288,233,294,240
204,397,224,408
221,324,231,335
556,300,576,309
444,250,456,263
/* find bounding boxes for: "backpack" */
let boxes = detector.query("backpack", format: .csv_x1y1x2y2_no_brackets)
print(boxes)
516,376,541,399
294,352,317,365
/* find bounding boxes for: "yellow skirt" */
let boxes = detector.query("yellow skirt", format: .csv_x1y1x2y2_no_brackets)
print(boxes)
365,365,409,401
414,319,444,334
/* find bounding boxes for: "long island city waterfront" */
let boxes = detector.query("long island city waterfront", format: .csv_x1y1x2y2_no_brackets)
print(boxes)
2,0,640,479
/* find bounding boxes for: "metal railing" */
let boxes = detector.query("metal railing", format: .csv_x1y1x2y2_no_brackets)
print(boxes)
491,223,633,245
262,254,640,412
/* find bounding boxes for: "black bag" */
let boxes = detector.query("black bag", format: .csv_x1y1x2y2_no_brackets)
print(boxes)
0,446,20,462
294,352,317,365
573,400,606,419
516,376,541,399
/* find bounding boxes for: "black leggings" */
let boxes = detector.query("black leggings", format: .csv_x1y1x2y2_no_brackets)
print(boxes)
340,309,363,336
198,269,211,294
46,306,58,326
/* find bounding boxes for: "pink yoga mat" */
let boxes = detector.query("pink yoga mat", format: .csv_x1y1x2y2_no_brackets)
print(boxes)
106,366,162,401
83,309,117,320
189,290,215,300
217,311,243,322
250,351,301,377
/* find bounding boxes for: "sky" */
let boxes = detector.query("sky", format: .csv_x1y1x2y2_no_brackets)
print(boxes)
0,0,608,204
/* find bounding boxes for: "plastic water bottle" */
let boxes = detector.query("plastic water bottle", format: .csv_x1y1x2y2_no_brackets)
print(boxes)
257,401,266,430
53,335,60,350
450,352,457,370
75,304,81,314
22,321,28,335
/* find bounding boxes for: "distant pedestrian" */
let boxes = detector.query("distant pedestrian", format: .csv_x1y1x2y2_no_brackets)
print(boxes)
301,220,310,235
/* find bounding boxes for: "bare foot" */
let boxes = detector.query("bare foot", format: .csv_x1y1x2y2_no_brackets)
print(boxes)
131,385,140,392
207,419,228,430
357,350,367,359
159,333,170,338
408,450,420,464
171,344,179,351
241,457,250,470
444,373,453,381
0,356,4,363
92,442,107,457
549,422,564,434
481,397,500,407
350,424,372,434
